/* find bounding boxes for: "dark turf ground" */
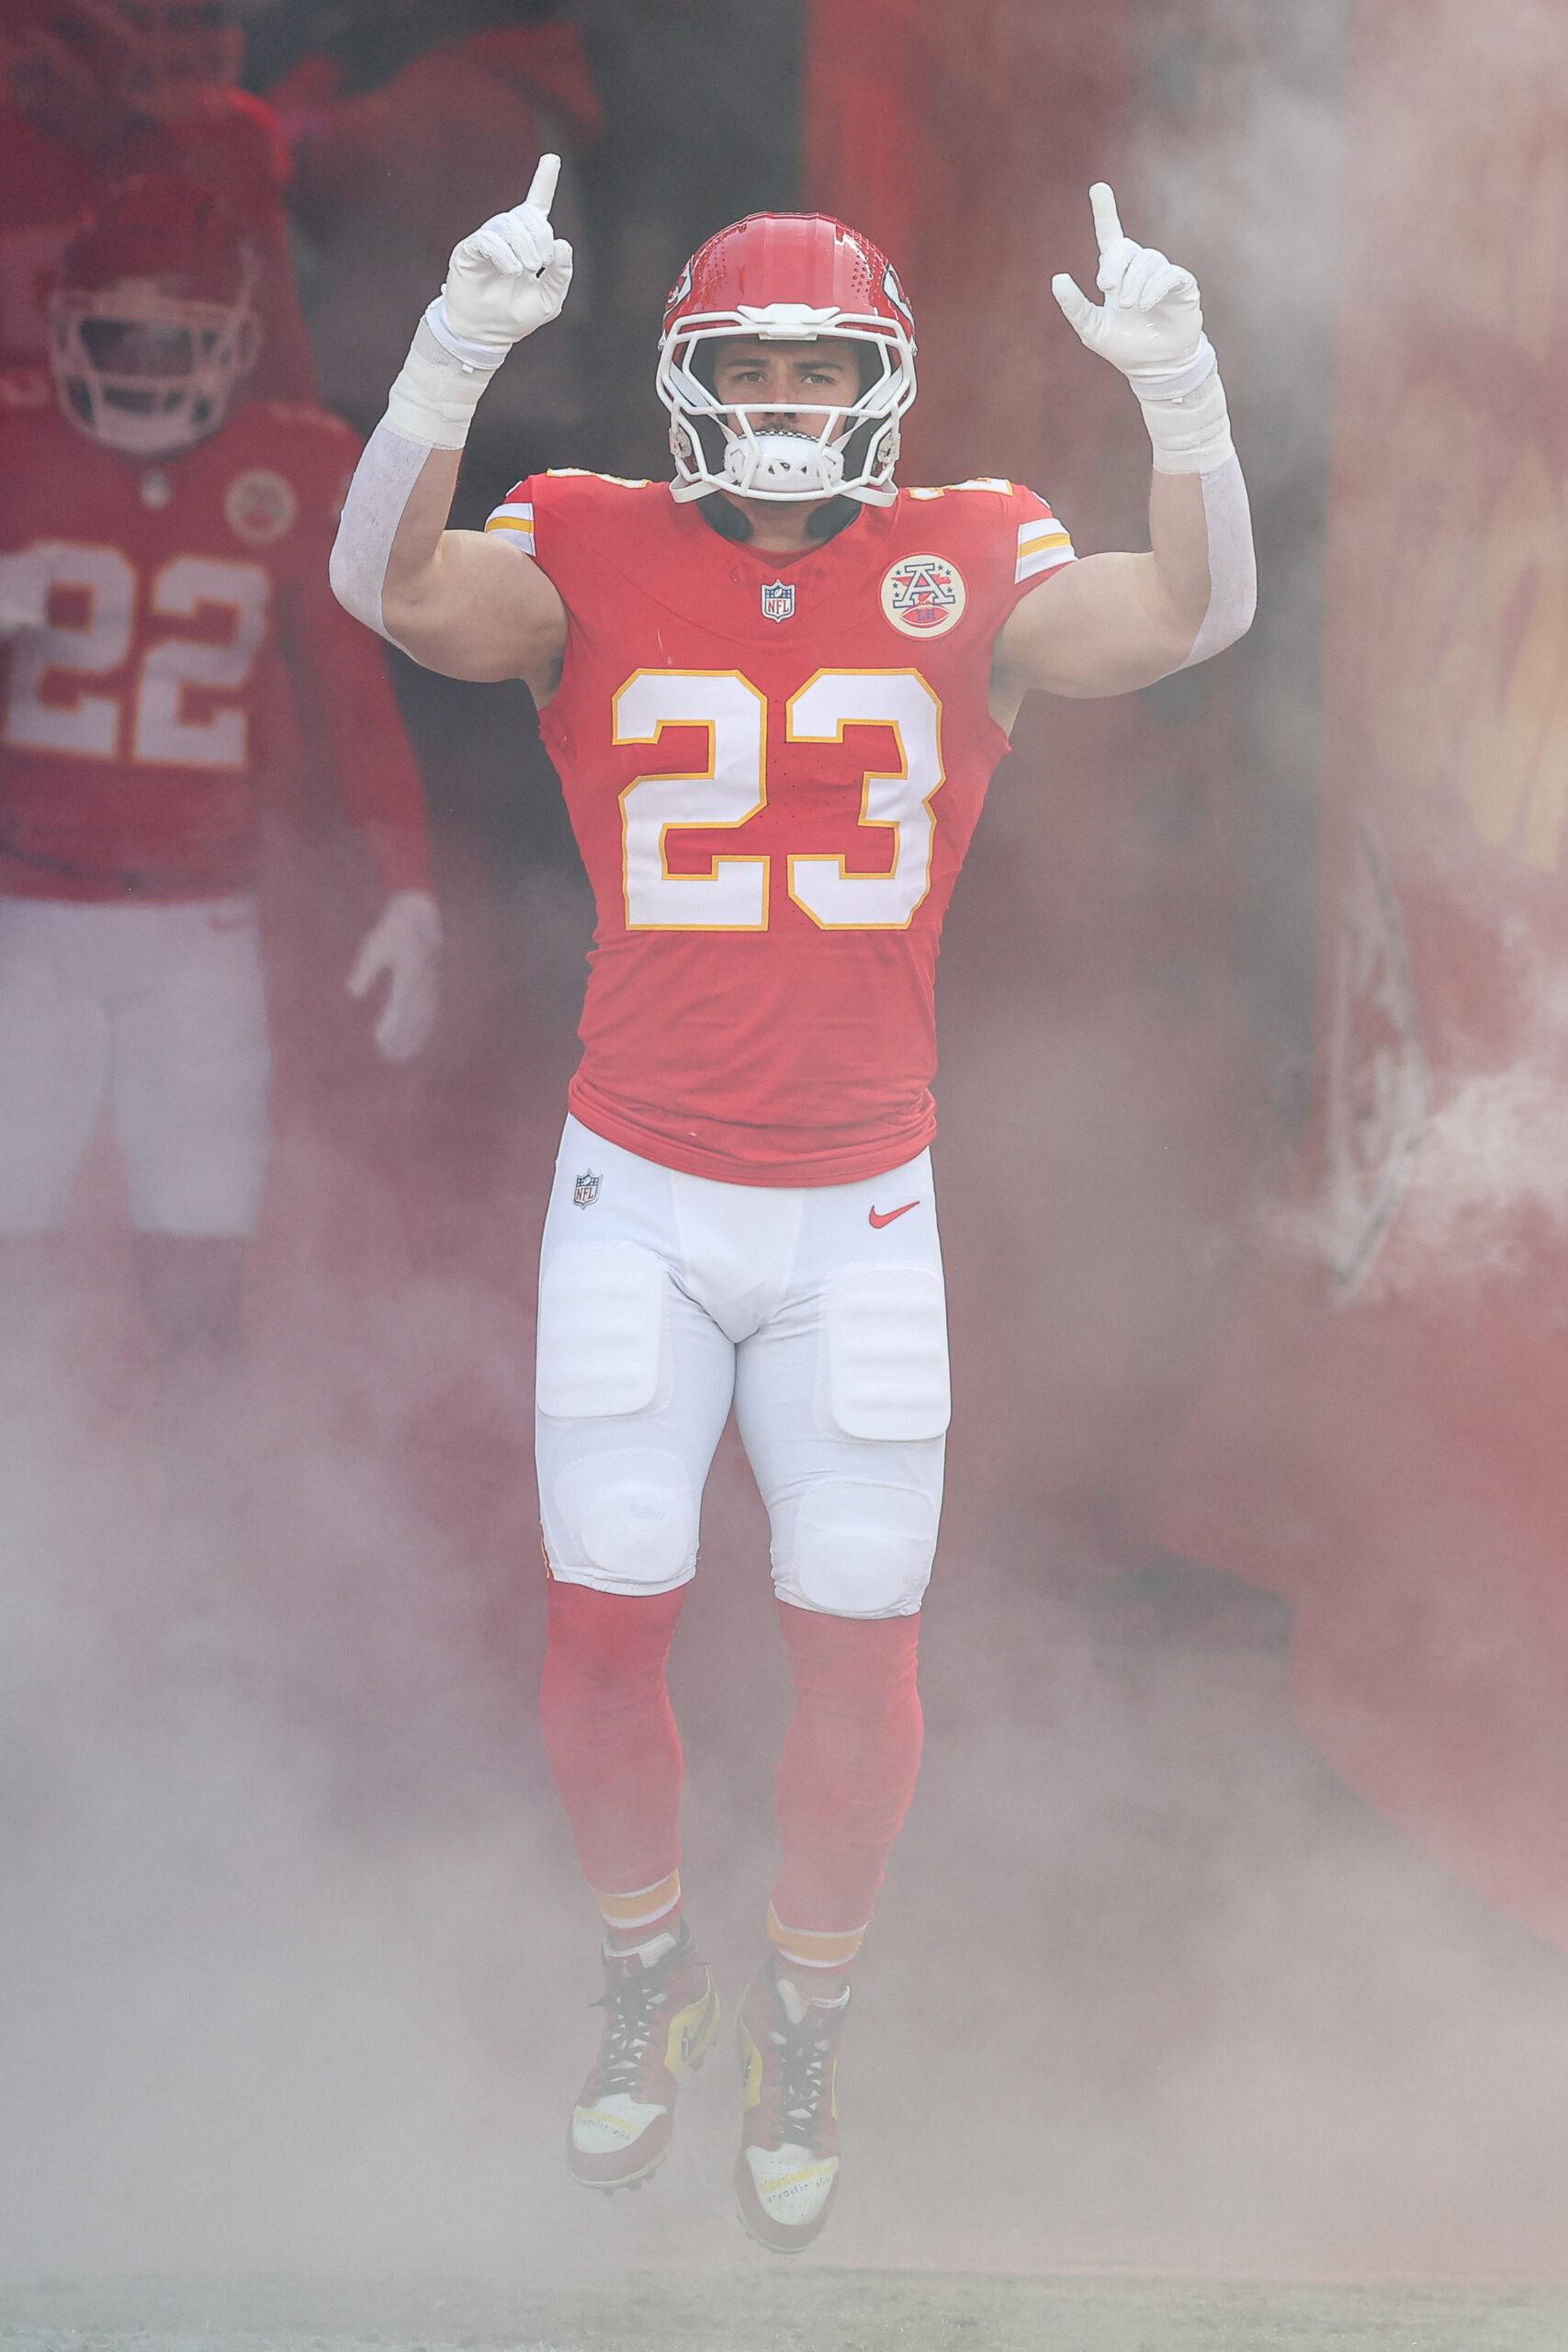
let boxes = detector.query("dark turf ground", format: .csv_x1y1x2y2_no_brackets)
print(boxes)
6,2270,1568,2352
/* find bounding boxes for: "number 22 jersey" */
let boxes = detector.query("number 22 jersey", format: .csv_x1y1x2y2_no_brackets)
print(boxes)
487,469,1075,1186
0,375,428,902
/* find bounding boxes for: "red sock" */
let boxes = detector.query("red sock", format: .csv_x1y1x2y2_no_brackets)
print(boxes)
538,1579,688,1939
768,1601,924,1977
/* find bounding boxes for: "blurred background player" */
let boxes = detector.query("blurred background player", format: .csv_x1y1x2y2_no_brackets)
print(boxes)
253,0,607,975
0,173,438,1372
0,0,315,398
330,162,1254,2249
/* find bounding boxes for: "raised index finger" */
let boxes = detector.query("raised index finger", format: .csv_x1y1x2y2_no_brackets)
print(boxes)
1089,181,1124,254
525,153,560,216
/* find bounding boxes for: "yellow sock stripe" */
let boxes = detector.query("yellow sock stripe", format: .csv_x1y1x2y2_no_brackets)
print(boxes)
595,1869,682,1932
766,1904,867,1972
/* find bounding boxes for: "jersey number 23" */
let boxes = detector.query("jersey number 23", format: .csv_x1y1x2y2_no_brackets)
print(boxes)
615,667,943,933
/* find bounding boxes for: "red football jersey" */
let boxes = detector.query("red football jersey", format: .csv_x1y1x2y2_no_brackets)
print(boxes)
0,374,428,901
0,92,315,400
485,470,1076,1184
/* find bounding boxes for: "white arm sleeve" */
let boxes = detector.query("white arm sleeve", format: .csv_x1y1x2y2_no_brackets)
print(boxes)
329,420,431,643
1180,454,1256,670
1132,354,1257,669
329,305,509,643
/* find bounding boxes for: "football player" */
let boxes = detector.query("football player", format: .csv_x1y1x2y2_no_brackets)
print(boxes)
0,174,438,1364
0,0,315,397
330,159,1255,2250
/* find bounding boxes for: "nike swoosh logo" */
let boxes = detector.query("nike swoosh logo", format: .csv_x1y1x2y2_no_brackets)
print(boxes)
869,1201,919,1228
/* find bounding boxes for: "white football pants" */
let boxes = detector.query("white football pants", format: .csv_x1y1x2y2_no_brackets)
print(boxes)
536,1114,951,1618
0,895,271,1238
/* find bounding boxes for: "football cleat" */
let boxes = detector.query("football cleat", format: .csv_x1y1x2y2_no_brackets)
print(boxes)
734,1956,851,2253
567,1923,719,2191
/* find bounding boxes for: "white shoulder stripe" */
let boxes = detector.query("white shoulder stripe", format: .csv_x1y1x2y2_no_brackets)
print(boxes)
1016,543,1076,584
1015,514,1075,583
485,500,536,549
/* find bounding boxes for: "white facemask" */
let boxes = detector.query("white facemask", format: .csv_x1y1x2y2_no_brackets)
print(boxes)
721,427,846,499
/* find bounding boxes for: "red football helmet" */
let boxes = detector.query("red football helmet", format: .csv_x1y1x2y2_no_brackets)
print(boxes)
49,173,260,457
2,0,243,120
657,212,918,506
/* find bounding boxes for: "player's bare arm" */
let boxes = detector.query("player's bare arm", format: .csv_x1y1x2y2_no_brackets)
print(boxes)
376,441,567,692
989,183,1256,727
330,155,571,696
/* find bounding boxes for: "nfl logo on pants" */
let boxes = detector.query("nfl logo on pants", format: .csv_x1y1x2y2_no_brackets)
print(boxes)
761,579,795,623
573,1169,601,1208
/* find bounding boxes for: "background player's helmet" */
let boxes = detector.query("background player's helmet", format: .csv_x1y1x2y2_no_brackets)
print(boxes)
1,0,243,120
657,212,918,506
49,174,261,458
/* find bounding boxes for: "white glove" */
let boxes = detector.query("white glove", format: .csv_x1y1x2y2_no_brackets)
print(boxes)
0,548,52,637
1051,183,1212,395
384,156,572,446
429,153,574,366
346,889,441,1064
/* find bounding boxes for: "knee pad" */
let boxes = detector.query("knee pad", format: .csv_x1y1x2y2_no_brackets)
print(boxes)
547,1448,698,1589
825,1264,950,1442
536,1241,667,1419
781,1480,940,1619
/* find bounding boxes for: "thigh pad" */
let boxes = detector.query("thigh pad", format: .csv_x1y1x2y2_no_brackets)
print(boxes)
825,1262,951,1442
537,1240,668,1420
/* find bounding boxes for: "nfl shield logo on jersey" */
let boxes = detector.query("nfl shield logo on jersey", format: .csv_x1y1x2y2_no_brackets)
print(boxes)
573,1168,602,1208
761,579,796,624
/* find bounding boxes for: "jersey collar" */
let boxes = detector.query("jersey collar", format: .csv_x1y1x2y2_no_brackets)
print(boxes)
695,489,864,554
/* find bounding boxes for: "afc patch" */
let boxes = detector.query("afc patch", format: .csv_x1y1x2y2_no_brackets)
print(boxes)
881,551,967,637
572,1168,602,1208
761,578,796,623
225,468,298,547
